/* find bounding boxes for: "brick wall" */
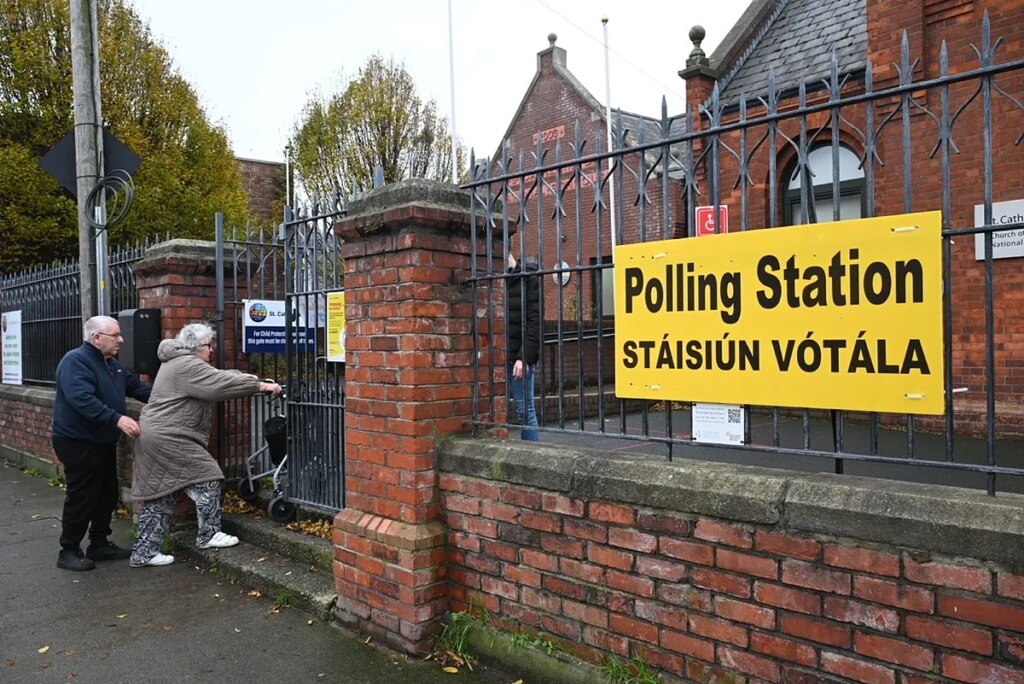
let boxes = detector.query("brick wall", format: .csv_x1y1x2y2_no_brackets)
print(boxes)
236,157,286,222
0,384,141,503
440,439,1024,683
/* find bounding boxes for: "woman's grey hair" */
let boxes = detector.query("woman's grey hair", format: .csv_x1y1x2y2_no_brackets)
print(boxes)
176,322,215,351
83,315,117,341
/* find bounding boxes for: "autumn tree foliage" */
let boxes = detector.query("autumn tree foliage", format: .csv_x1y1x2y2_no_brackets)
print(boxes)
290,55,465,200
0,0,249,273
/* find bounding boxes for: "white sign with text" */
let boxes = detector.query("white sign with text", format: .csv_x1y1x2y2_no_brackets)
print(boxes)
692,402,745,446
975,199,1024,260
2,310,23,385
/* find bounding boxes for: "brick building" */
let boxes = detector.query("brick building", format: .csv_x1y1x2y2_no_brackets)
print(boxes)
492,0,1024,429
236,156,287,222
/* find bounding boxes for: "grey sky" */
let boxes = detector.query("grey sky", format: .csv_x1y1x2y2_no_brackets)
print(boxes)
125,0,750,164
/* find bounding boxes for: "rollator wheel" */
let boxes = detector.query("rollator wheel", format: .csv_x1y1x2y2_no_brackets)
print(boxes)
268,496,297,523
237,477,260,502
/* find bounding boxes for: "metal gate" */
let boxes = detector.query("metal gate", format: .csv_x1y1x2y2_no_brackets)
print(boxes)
214,197,346,514
281,198,346,513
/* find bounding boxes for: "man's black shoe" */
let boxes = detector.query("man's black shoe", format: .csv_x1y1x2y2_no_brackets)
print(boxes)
86,540,132,562
57,549,96,571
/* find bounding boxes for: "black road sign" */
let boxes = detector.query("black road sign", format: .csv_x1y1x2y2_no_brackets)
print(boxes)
39,127,142,199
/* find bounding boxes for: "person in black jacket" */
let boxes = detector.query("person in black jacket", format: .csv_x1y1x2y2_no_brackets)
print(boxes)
506,253,541,441
51,315,152,571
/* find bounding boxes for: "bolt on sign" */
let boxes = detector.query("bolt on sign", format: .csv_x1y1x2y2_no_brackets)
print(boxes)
614,212,945,415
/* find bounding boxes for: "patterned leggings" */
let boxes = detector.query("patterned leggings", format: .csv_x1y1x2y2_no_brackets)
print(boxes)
131,481,223,564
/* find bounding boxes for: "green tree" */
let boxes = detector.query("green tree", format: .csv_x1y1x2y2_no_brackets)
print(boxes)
0,0,250,273
291,54,465,199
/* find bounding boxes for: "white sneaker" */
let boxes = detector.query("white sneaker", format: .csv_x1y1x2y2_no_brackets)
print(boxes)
130,552,175,568
198,532,239,549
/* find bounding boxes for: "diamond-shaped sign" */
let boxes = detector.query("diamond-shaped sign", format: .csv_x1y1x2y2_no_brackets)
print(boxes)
39,128,142,199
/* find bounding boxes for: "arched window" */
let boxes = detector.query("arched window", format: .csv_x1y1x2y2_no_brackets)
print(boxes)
784,145,865,225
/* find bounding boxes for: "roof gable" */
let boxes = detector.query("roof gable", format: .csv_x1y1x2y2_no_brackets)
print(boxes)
716,0,868,107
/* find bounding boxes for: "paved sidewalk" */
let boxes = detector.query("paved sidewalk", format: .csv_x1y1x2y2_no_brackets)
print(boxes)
0,463,519,684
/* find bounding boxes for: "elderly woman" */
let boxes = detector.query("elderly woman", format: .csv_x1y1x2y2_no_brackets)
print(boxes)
129,322,281,568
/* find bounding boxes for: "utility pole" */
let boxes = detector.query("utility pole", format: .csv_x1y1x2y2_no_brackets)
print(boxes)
70,0,105,319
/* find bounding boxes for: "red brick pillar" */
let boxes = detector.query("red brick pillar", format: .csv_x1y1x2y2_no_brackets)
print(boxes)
331,179,502,654
133,240,221,342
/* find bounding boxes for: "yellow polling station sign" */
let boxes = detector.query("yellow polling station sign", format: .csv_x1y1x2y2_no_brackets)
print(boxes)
614,211,945,414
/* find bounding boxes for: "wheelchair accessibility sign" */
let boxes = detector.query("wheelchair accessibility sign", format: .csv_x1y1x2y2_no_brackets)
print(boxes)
242,299,314,353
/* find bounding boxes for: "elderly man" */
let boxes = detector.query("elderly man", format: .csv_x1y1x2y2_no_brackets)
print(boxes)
52,315,152,571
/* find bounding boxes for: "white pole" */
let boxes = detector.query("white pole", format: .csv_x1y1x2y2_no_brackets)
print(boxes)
602,16,616,256
447,0,458,182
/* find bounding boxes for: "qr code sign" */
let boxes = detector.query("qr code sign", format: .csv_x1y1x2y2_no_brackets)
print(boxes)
727,408,742,423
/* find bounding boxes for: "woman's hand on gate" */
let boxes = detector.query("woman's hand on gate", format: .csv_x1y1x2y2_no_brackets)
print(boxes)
259,381,283,395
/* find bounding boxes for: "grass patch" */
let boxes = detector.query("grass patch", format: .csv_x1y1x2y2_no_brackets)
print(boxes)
602,652,660,684
24,467,42,478
427,597,491,671
509,626,570,656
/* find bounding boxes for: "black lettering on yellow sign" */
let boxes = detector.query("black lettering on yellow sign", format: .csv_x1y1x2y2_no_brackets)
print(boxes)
623,265,741,323
756,250,924,309
624,250,925,326
622,334,930,375
622,335,760,371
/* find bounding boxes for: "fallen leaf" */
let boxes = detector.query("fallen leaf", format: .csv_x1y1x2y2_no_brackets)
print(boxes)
38,646,50,654
4,658,15,666
213,593,221,599
284,571,292,576
65,673,77,680
117,614,128,619
234,628,241,634
512,680,523,684
257,557,266,562
442,666,459,673
64,649,75,656
32,514,40,519
162,626,173,632
307,619,314,625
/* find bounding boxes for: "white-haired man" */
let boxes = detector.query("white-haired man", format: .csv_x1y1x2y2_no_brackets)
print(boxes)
52,315,152,571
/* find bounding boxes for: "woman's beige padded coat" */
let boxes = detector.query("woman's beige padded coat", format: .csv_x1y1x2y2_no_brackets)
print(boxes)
131,339,260,501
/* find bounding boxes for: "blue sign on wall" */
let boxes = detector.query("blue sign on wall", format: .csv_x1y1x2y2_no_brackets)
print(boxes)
242,299,315,353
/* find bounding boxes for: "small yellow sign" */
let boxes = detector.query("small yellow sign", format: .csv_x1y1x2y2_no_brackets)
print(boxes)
326,291,346,363
614,212,945,414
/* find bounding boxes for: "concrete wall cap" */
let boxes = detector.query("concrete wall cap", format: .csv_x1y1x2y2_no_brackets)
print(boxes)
142,239,218,262
441,439,786,523
786,474,1024,569
0,384,56,408
344,179,472,222
441,437,1024,569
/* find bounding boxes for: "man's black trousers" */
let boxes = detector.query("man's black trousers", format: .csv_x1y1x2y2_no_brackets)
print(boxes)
52,437,119,550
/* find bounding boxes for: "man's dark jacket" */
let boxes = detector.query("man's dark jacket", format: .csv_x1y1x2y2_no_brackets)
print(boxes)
506,260,542,365
52,343,152,444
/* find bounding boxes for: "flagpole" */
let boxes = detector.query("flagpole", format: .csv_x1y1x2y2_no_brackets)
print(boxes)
447,0,458,181
602,16,616,256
